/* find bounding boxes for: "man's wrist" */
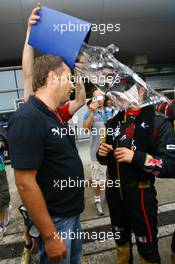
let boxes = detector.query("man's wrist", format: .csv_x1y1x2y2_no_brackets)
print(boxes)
89,108,96,113
43,228,59,242
27,26,31,33
25,30,30,42
26,27,32,37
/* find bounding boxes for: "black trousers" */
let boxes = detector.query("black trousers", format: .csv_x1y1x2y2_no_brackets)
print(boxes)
106,185,161,263
172,231,175,253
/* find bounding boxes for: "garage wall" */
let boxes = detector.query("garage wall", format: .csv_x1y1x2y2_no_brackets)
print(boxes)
0,69,23,112
147,74,175,91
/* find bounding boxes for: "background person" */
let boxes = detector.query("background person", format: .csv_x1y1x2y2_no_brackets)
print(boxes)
156,96,175,264
83,88,110,216
104,97,119,119
0,126,11,241
104,98,114,119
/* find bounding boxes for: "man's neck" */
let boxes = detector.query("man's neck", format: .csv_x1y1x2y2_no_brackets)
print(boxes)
35,91,60,111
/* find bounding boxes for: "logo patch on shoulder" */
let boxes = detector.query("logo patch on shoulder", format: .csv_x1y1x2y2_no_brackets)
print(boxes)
167,145,175,150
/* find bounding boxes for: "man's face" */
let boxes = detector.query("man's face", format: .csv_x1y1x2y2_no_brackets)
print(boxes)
54,63,75,103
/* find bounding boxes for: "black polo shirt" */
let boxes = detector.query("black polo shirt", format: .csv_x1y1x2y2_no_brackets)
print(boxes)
8,96,84,217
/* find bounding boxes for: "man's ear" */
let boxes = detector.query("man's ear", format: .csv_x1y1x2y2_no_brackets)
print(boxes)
47,71,58,86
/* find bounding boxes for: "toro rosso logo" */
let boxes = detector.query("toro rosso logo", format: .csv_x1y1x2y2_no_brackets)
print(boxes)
147,158,163,168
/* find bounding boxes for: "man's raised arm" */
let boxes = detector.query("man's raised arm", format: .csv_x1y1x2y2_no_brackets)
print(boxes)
22,4,40,102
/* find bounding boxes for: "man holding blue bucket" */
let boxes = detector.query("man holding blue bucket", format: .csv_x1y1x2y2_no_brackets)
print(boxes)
8,4,90,264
